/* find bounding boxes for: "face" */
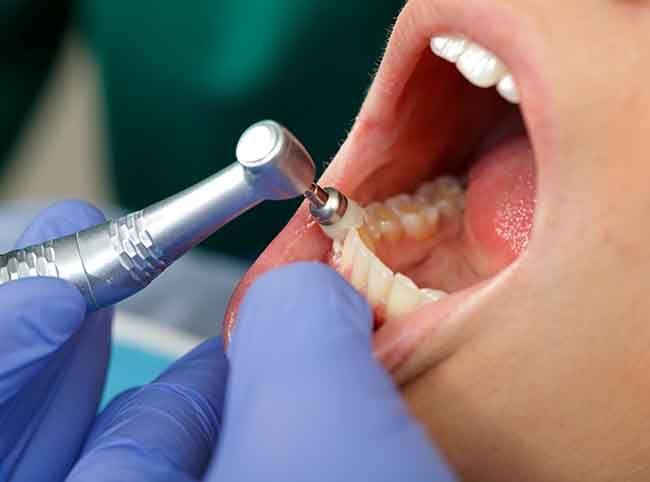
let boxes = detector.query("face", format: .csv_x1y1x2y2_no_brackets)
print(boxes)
225,1,650,480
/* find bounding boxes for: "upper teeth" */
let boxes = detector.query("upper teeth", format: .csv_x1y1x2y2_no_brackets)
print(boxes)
430,35,520,104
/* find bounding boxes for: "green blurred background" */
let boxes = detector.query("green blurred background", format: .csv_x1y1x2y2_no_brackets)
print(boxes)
1,0,404,260
0,0,405,397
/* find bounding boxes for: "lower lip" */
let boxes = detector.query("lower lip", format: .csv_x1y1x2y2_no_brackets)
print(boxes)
372,279,489,382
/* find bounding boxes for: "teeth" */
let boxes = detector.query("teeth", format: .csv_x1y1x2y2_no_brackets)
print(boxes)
340,229,358,272
335,223,448,324
422,206,441,227
456,43,506,88
322,178,464,324
430,36,468,63
350,239,372,294
433,176,464,198
363,179,464,244
386,274,423,321
420,288,447,302
367,254,394,308
497,74,520,104
366,203,404,243
400,211,432,241
364,213,382,241
430,35,520,104
386,194,418,214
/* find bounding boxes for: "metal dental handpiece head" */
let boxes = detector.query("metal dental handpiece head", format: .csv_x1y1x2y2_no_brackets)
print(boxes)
0,120,316,310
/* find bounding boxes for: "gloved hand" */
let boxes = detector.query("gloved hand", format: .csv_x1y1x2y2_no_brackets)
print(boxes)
67,263,456,482
0,201,113,482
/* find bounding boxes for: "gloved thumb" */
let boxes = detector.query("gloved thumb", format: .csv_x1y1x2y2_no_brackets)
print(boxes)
210,262,455,481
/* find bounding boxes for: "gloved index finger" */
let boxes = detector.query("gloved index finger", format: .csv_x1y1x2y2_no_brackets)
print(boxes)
210,263,456,481
15,199,106,249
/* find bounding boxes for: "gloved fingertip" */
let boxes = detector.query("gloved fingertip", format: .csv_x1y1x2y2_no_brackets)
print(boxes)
16,199,106,248
79,338,228,480
229,262,372,365
212,264,458,482
155,337,228,392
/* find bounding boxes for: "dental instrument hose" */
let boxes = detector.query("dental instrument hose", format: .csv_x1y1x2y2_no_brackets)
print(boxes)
0,120,316,311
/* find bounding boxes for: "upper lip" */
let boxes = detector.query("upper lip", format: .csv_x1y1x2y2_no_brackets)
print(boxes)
224,0,556,381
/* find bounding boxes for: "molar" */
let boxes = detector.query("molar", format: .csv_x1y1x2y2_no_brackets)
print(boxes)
401,211,433,241
366,203,404,242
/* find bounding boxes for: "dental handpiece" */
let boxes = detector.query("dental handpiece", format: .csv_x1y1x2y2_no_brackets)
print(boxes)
0,120,316,311
305,183,363,241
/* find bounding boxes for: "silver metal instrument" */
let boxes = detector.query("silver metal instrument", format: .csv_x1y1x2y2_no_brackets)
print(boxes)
0,120,316,310
304,183,349,225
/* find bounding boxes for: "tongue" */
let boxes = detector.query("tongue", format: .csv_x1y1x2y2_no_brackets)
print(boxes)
463,135,536,276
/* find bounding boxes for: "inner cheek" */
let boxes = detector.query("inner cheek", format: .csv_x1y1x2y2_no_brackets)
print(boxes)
347,52,508,205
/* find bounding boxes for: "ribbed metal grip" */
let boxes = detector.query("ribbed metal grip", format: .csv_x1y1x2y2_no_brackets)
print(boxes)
0,240,59,283
0,120,316,311
0,211,172,310
108,211,168,285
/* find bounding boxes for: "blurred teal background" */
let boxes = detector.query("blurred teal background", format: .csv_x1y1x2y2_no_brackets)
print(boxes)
103,342,172,408
102,310,204,408
1,0,405,259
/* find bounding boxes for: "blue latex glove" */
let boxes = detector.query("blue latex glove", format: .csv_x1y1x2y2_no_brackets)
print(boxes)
0,201,113,482
68,263,456,481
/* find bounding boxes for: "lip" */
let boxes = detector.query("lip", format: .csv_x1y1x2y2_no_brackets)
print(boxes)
224,0,557,382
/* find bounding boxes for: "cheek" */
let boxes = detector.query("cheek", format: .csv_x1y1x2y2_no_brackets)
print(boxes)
397,212,650,481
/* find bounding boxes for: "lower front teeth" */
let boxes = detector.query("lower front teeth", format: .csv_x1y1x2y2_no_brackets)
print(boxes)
326,177,465,324
337,229,447,324
430,35,520,104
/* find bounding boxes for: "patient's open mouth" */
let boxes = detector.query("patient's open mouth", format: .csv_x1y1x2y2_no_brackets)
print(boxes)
224,0,554,384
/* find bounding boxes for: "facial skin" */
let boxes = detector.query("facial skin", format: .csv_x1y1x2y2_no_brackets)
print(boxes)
225,1,650,481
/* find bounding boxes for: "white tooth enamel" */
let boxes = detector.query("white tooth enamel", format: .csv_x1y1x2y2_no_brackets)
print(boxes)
430,36,468,63
340,229,358,272
401,212,429,240
367,254,394,307
420,288,448,302
434,176,463,197
386,273,422,321
434,199,456,217
456,43,506,88
497,74,520,104
414,182,436,204
385,194,412,214
351,240,371,293
332,239,344,259
422,206,441,226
